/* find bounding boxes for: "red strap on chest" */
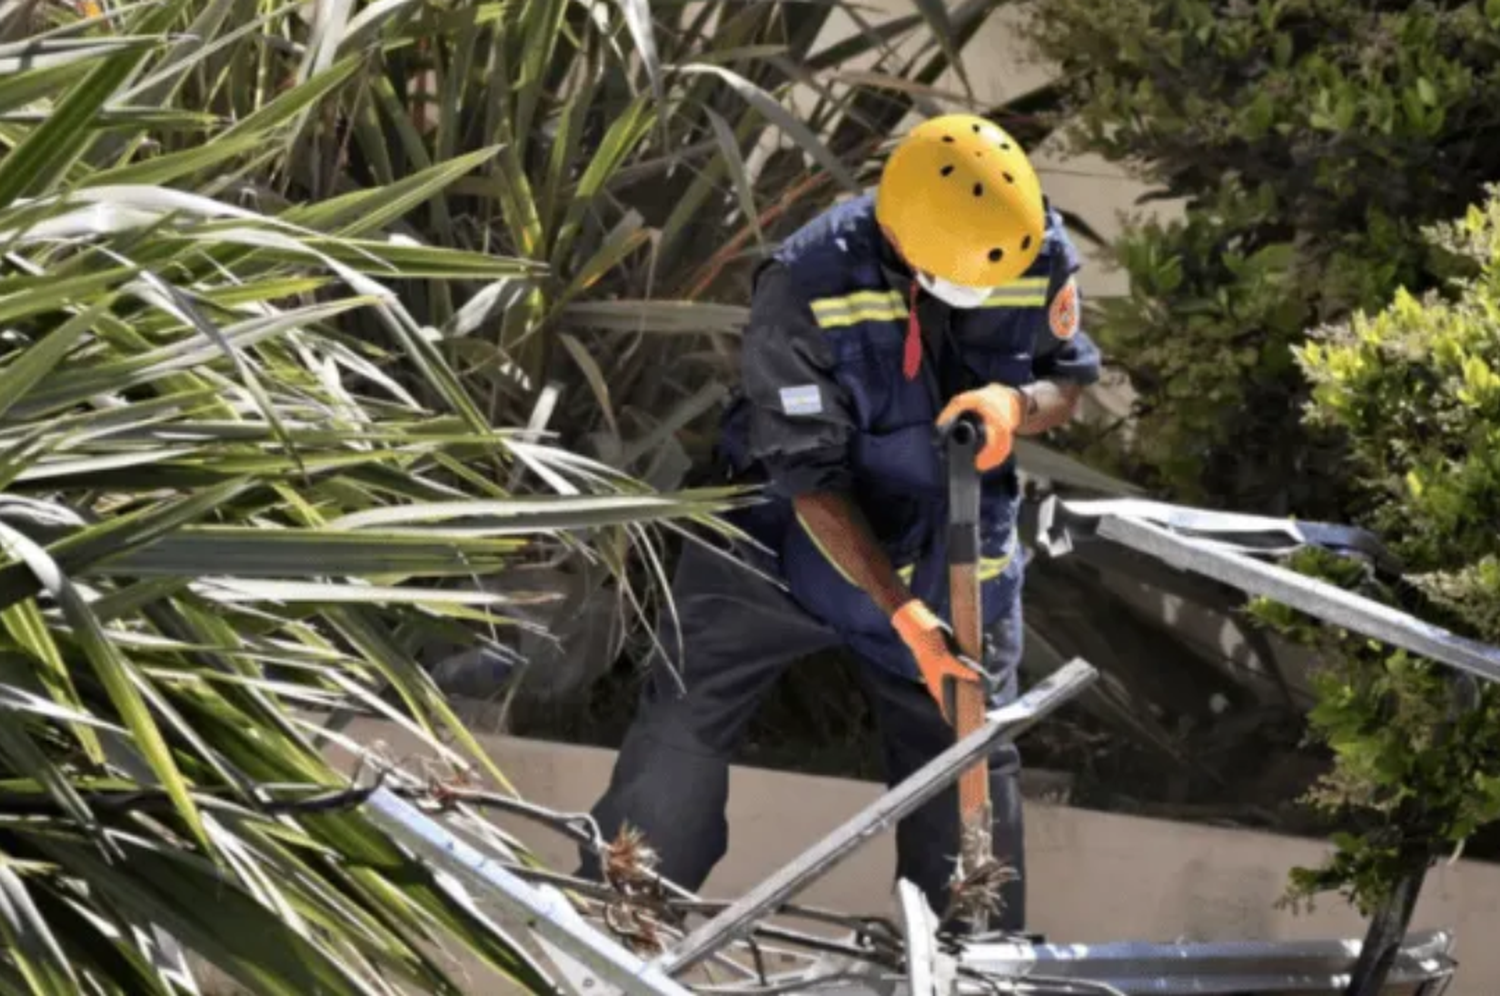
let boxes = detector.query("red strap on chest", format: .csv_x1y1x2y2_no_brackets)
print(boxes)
902,280,922,381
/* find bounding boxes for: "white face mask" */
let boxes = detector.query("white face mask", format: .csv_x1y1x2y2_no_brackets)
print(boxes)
916,271,993,310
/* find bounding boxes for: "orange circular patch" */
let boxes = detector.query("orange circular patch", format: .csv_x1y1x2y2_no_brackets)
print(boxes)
1049,276,1080,340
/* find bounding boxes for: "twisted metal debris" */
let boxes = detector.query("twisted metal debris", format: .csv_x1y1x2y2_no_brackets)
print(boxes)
346,497,1486,996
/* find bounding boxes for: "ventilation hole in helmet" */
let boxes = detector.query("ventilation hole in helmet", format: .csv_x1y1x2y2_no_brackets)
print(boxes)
988,248,1004,263
941,165,954,177
973,183,984,197
972,124,981,134
1004,172,1015,183
1000,141,1012,150
943,135,955,143
1022,235,1033,251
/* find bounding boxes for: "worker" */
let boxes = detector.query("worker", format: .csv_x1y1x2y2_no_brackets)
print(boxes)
577,113,1101,932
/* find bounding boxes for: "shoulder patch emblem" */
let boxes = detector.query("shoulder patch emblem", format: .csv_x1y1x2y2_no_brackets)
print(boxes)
1049,276,1080,340
779,384,823,417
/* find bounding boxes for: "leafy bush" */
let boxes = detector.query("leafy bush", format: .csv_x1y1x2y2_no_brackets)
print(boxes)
0,3,738,992
1025,0,1500,515
1247,188,1500,915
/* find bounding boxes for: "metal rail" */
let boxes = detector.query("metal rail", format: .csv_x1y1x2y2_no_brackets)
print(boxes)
660,658,1099,975
364,788,697,996
1078,507,1500,686
957,931,1456,996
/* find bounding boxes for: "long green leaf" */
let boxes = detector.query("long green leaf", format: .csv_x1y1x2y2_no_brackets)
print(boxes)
26,836,378,996
0,37,152,73
0,480,254,607
512,0,569,163
219,54,363,143
327,491,743,532
558,332,620,440
0,522,211,855
140,273,305,472
0,863,76,996
554,208,649,309
705,105,765,251
86,128,276,187
0,710,102,867
805,9,924,70
550,95,654,271
115,0,253,106
0,63,94,116
0,34,160,206
677,63,860,191
287,145,502,237
12,297,373,418
0,600,104,764
617,0,665,113
0,299,107,421
57,527,519,579
325,606,517,794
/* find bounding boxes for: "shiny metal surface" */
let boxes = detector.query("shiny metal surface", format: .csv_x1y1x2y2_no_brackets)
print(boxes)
662,659,1100,974
956,930,1457,995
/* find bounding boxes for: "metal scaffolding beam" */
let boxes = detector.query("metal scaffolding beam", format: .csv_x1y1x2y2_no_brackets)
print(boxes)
1038,497,1500,686
660,658,1099,975
364,788,697,996
356,493,1485,996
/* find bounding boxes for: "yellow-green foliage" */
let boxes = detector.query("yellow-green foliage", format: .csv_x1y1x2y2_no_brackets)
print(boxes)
1299,186,1500,624
1249,189,1500,915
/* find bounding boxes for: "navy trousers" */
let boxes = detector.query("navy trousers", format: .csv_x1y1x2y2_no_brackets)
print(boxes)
576,533,1027,929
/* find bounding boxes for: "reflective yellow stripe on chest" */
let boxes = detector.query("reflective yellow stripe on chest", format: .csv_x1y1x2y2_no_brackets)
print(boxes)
980,276,1049,308
810,278,1049,329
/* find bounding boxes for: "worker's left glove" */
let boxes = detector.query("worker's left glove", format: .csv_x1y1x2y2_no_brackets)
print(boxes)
891,599,984,723
936,384,1024,472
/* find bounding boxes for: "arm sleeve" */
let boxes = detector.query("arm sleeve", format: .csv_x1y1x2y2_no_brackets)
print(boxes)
1032,208,1104,387
739,261,858,497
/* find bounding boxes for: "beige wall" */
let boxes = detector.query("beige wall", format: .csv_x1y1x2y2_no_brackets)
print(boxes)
325,720,1500,995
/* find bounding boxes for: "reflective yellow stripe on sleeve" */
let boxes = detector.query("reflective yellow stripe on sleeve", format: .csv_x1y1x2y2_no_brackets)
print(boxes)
796,510,860,587
810,290,907,329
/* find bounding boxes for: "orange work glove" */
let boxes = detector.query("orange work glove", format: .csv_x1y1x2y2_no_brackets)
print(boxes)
936,384,1024,472
891,599,982,720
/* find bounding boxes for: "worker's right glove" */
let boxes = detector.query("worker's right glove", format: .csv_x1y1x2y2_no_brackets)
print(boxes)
936,384,1024,472
891,599,983,721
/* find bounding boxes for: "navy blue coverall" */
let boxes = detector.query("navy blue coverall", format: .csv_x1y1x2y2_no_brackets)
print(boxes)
578,193,1102,927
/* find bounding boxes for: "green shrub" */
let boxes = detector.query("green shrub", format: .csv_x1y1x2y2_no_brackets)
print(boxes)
1248,188,1500,915
1026,0,1500,515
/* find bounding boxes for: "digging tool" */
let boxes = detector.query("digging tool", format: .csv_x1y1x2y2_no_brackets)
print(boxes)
940,412,998,934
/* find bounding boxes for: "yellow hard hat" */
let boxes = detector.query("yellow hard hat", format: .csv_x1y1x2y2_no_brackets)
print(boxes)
875,113,1046,288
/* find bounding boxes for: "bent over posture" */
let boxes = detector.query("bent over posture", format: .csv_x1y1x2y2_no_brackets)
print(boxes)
578,114,1102,929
